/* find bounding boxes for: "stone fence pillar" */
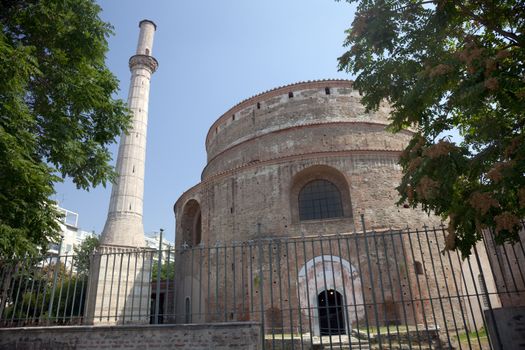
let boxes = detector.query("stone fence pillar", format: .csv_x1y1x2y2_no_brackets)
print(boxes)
85,245,154,325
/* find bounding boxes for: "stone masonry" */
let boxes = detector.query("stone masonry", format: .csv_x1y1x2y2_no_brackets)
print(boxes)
0,322,261,350
172,80,463,336
100,19,158,247
86,20,158,325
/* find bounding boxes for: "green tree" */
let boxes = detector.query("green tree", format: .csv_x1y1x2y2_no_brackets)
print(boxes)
73,235,99,275
338,0,525,257
0,0,130,260
2,261,88,325
152,260,175,281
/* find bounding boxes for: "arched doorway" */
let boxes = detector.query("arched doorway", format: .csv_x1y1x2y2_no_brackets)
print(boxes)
318,289,345,335
297,255,364,336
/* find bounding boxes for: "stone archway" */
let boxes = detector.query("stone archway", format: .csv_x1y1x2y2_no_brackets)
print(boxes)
298,255,364,336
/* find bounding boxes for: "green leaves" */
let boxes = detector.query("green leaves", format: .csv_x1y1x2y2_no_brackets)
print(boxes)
0,0,130,259
338,0,525,256
73,235,99,275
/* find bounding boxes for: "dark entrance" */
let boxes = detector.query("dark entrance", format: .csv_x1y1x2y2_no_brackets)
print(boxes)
318,289,345,335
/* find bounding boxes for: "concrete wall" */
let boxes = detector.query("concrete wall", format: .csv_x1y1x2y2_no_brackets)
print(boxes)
0,322,261,350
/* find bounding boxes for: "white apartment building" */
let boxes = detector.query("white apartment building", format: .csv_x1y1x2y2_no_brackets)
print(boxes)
48,207,98,258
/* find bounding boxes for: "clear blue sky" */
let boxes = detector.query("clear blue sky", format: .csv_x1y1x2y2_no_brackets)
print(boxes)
53,0,358,243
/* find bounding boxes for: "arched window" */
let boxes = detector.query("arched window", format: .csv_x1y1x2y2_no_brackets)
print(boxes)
290,165,353,224
181,199,202,246
298,180,343,221
414,261,424,275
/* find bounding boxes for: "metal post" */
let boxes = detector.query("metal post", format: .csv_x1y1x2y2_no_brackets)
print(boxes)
421,225,452,347
361,214,382,347
439,225,477,349
11,254,29,325
165,244,171,321
257,223,266,350
385,230,416,350
47,236,63,324
344,231,363,348
107,253,116,322
155,229,163,324
371,229,393,348
114,253,124,322
268,240,276,348
352,223,371,344
403,227,434,346
292,240,305,350
122,252,132,322
474,244,503,350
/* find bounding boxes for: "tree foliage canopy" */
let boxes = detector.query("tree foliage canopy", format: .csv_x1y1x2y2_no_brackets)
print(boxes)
73,235,99,274
338,0,525,257
0,0,130,259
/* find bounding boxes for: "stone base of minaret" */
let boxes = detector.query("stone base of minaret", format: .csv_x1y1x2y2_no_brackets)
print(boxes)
85,245,155,325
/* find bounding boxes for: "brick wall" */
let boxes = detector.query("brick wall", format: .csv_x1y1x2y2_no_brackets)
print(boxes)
172,231,464,335
171,80,452,336
174,80,440,248
0,322,261,350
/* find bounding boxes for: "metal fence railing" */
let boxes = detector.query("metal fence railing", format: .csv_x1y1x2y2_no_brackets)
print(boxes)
1,223,524,350
0,254,89,326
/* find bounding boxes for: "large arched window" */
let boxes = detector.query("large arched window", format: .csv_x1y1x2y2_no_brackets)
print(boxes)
290,165,353,224
298,180,343,221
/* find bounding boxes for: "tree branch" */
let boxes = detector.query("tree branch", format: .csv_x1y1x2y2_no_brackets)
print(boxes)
456,3,522,46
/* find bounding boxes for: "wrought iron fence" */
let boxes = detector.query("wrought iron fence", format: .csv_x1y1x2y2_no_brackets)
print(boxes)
1,223,524,350
0,254,89,326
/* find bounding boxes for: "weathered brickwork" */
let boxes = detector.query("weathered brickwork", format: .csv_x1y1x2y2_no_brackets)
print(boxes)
172,232,462,334
175,80,440,245
172,80,462,335
0,323,261,350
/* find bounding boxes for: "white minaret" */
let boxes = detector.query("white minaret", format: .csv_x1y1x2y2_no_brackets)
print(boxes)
100,19,158,247
86,20,158,325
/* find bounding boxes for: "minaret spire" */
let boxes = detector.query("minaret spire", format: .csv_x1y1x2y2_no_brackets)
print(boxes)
100,19,158,247
86,20,158,325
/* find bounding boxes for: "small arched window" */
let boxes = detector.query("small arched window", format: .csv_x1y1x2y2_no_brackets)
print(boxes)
414,261,424,275
298,180,343,221
185,297,191,323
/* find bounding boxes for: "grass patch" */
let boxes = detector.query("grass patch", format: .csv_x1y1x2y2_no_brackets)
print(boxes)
456,327,487,343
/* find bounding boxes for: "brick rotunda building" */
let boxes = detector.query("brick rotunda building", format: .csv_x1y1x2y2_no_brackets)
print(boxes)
172,80,463,336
